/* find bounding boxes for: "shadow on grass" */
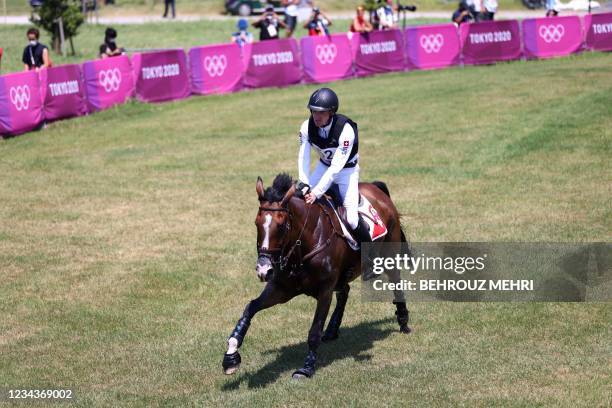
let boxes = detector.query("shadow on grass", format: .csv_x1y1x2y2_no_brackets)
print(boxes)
221,317,399,390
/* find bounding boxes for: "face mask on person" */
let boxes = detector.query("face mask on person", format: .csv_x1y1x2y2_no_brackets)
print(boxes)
29,39,38,46
107,38,116,44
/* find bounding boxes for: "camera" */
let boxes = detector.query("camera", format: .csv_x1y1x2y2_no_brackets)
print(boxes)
397,4,417,11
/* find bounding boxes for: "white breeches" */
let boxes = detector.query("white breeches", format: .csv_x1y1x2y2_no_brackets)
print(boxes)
310,162,360,229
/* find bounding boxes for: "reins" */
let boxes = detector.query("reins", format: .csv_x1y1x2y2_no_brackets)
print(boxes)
257,196,344,277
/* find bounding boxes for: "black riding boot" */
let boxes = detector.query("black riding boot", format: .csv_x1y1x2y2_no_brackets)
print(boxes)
352,218,376,280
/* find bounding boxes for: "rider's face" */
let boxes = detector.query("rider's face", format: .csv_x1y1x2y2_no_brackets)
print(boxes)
312,110,332,127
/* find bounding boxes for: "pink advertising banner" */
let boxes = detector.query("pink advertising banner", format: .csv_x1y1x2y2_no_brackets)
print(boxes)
353,29,406,76
584,12,612,51
131,49,190,103
40,64,87,122
189,43,243,95
522,16,583,59
0,71,43,137
300,33,354,83
82,55,134,112
243,39,302,88
405,23,460,70
460,20,522,65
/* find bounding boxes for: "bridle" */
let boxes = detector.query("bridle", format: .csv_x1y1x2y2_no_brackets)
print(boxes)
256,201,314,278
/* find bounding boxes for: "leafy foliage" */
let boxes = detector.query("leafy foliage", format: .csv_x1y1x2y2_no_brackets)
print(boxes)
31,0,84,54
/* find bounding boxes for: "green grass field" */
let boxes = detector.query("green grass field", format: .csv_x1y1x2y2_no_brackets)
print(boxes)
1,51,611,406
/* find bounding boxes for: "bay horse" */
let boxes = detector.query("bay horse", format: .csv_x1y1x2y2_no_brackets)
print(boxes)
222,173,411,379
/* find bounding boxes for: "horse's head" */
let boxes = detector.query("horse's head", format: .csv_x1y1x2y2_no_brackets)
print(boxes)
255,175,296,282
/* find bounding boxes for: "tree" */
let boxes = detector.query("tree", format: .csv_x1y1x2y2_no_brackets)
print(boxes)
31,0,84,55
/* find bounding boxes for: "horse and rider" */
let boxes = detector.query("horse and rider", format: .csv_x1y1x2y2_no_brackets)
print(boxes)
222,88,411,379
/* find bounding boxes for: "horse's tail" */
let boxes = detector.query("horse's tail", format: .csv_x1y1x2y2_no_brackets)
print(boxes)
372,180,410,247
372,180,408,243
371,180,391,198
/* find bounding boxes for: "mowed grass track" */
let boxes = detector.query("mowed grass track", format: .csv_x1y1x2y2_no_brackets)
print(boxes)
1,53,611,406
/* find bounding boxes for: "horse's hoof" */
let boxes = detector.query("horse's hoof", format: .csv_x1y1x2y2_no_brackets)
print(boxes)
292,367,314,379
321,331,339,342
222,351,241,375
224,364,240,375
399,325,412,334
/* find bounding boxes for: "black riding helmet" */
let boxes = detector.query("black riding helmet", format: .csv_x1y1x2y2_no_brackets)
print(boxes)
307,88,339,113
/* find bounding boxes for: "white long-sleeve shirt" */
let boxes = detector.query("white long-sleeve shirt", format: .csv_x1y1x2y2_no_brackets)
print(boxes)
298,118,357,198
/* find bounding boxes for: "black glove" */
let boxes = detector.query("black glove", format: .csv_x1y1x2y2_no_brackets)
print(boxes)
296,182,310,197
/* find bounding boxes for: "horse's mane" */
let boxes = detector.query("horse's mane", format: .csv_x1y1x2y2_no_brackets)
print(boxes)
263,173,293,202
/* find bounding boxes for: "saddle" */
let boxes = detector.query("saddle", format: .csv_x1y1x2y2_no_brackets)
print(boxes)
321,184,388,250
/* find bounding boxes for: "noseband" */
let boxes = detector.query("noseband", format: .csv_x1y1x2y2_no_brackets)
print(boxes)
257,206,291,273
257,202,313,276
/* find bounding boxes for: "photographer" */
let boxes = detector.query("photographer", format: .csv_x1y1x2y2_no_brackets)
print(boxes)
452,1,473,26
376,0,397,30
99,27,124,59
253,5,286,41
231,18,254,47
350,6,373,33
304,7,332,37
22,27,50,71
465,0,482,22
282,0,299,38
546,0,559,16
482,0,497,20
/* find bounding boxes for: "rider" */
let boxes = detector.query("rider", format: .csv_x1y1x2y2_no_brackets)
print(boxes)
298,87,371,244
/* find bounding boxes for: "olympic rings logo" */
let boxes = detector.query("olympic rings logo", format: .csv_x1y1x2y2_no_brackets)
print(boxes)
98,68,122,93
9,85,31,111
204,55,227,77
315,44,337,64
419,34,444,54
539,24,565,43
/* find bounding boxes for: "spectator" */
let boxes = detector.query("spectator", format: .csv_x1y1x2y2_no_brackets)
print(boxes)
253,6,286,41
231,18,254,47
350,6,373,33
482,0,497,20
546,0,559,16
163,0,176,19
99,27,124,59
22,27,50,71
452,1,473,26
283,0,299,37
304,7,332,36
465,0,481,22
376,0,397,30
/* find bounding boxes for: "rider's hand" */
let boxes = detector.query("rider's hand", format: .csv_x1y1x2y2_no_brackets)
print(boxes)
304,192,316,204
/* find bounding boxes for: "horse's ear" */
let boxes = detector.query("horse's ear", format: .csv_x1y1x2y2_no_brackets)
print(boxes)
256,177,264,200
280,184,296,207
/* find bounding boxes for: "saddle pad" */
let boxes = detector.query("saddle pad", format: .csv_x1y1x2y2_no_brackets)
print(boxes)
325,195,388,250
358,195,388,241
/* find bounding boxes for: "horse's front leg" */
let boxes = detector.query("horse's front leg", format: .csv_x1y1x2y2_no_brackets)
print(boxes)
223,283,293,375
292,288,334,379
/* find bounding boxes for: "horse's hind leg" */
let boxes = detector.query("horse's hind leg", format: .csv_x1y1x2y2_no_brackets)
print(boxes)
393,228,411,334
394,300,411,334
222,283,294,375
322,283,350,342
